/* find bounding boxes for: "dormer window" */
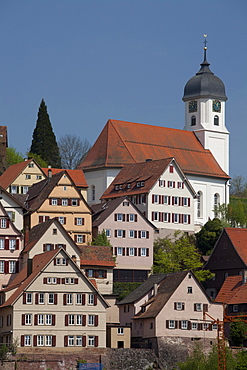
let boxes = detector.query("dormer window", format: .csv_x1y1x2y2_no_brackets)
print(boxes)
191,116,196,126
115,185,119,190
136,182,141,187
127,183,131,189
214,115,219,126
140,181,144,187
119,185,123,189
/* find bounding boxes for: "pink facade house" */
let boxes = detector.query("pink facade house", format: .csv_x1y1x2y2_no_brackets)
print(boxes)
118,271,223,352
0,202,23,289
92,196,156,282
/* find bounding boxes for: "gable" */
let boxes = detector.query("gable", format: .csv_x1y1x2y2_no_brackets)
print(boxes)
79,119,229,180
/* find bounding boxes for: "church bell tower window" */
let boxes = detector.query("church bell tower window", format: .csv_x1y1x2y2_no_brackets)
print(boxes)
214,115,219,126
191,116,196,126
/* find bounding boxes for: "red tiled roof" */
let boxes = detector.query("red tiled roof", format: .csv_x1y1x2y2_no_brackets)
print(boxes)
42,168,88,188
215,276,242,303
89,278,98,289
225,228,247,265
79,119,229,179
80,245,115,268
0,159,34,189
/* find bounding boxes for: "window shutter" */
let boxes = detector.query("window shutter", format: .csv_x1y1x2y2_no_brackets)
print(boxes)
146,231,149,239
4,261,9,274
94,336,98,347
103,270,107,278
6,219,9,228
182,303,185,311
82,294,85,305
64,336,68,347
64,218,66,225
166,320,169,329
179,197,181,206
57,278,60,284
194,304,196,311
74,235,77,243
33,335,37,347
188,198,190,207
35,293,38,304
114,247,117,256
138,248,141,256
82,315,86,326
45,216,49,221
16,261,19,273
43,244,46,252
82,336,86,347
172,197,174,205
83,235,86,243
203,304,208,312
123,230,126,238
16,239,19,250
23,293,26,304
95,315,98,326
152,212,154,221
43,277,47,284
168,196,171,205
138,231,141,238
5,239,9,250
63,294,67,305
135,214,137,222
61,278,65,284
75,278,78,284
39,216,43,223
53,258,56,265
21,335,24,347
179,321,181,329
51,244,54,250
49,199,52,205
175,321,178,329
174,302,177,310
172,213,174,223
126,248,129,256
159,212,163,222
58,198,62,206
22,314,25,325
134,248,137,256
123,214,125,221
54,293,58,305
66,259,68,266
52,336,56,347
114,214,117,221
94,295,97,306
122,248,125,256
188,321,191,330
65,315,68,326
94,270,99,278
115,230,117,237
126,214,129,222
159,195,162,204
188,215,191,224
198,323,202,331
168,213,171,222
179,214,182,223
152,195,155,204
173,181,175,188
34,314,38,325
209,324,213,331
134,231,137,238
146,248,149,257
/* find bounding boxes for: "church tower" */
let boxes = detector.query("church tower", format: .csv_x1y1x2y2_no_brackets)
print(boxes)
182,38,229,175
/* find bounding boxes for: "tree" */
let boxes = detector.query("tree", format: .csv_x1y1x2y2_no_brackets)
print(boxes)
230,321,247,347
153,231,214,281
91,230,112,246
58,134,91,169
6,147,24,167
30,99,61,168
27,152,48,168
196,218,223,255
213,202,247,228
230,175,247,198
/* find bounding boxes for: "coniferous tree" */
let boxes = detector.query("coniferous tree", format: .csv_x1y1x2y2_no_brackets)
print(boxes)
30,99,61,168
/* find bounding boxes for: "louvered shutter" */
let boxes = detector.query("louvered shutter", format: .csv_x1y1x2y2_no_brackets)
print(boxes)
52,336,56,347
75,278,78,284
43,277,47,284
203,304,208,312
126,248,129,256
94,336,98,347
95,315,98,326
82,315,86,326
64,336,68,347
34,315,38,325
22,314,25,325
82,294,85,305
63,294,67,305
135,214,137,222
94,295,97,306
146,231,149,239
115,230,117,237
134,248,137,256
23,293,26,304
16,261,19,273
54,294,57,305
123,230,126,238
82,336,86,347
114,247,117,256
57,278,60,284
39,216,43,223
166,320,169,328
126,214,129,222
114,214,117,221
33,335,37,347
65,315,68,326
188,198,190,207
21,335,24,346
138,248,141,256
146,249,149,257
123,214,125,221
35,293,38,304
122,248,125,256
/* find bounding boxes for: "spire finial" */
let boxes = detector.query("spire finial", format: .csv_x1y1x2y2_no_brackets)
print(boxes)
203,34,208,61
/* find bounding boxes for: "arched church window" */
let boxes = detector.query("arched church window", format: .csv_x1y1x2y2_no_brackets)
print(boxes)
91,185,95,202
214,115,219,126
214,193,220,217
197,191,203,218
191,116,196,126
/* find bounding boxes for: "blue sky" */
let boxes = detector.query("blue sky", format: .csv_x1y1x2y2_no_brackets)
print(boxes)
0,0,246,177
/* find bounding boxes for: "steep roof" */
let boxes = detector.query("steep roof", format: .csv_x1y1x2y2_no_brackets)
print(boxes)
215,276,242,304
92,196,157,230
0,185,27,209
224,228,247,265
101,158,196,200
0,159,46,189
42,168,88,188
118,274,168,305
79,119,229,179
133,271,189,319
80,245,115,267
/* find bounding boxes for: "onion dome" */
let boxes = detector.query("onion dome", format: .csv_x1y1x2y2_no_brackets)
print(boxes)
183,47,227,101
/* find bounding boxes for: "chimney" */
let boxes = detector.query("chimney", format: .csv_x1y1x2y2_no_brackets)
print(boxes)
24,227,29,246
154,283,158,296
48,165,52,178
27,259,32,277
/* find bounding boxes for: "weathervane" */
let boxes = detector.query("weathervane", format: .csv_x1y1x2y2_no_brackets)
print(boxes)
203,34,208,49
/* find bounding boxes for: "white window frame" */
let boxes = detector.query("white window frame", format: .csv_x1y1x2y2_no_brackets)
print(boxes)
183,214,188,224
176,302,183,311
129,247,134,256
9,239,16,250
76,336,82,346
129,230,134,238
183,197,189,206
141,248,147,256
69,314,75,325
153,195,158,204
46,314,52,325
26,292,32,304
88,294,94,305
117,327,124,335
0,239,4,250
192,322,198,330
88,315,95,326
173,196,179,206
76,217,83,226
169,320,175,329
68,336,74,346
129,214,135,222
141,231,146,238
39,293,44,304
0,219,7,228
77,315,82,325
76,294,82,305
37,335,44,346
25,314,32,325
71,199,78,206
117,247,123,256
117,229,123,238
38,314,44,325
62,198,68,206
181,320,188,330
58,217,65,225
48,293,54,304
117,213,123,221
46,335,52,346
77,235,83,243
24,335,31,346
0,260,4,273
195,303,202,312
173,213,179,223
153,212,159,222
67,293,73,305
88,336,95,346
105,229,111,237
163,212,169,222
51,198,57,206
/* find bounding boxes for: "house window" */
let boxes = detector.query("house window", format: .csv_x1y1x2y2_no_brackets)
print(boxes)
39,293,44,304
117,230,123,238
10,185,17,194
141,231,147,238
0,219,7,228
24,335,31,346
63,186,67,191
9,239,16,250
91,185,95,201
129,214,135,222
153,195,158,204
152,212,159,222
87,269,94,278
36,175,42,180
140,194,146,204
76,294,83,305
195,303,202,311
191,115,196,126
25,174,31,179
69,315,75,325
183,214,189,224
173,196,179,206
76,217,83,225
25,314,32,325
9,261,16,273
26,293,32,304
22,186,29,194
88,294,94,305
203,323,209,330
129,230,134,238
192,322,198,330
168,181,174,188
197,191,203,218
105,229,111,237
159,179,165,187
0,261,4,273
169,165,174,173
163,213,169,222
129,247,135,256
136,182,141,187
127,183,131,189
28,163,34,168
48,294,55,304
183,197,189,206
67,294,73,305
117,247,123,256
68,336,74,346
76,336,82,346
37,335,44,346
72,199,78,206
233,305,239,312
51,198,57,206
163,196,169,205
118,328,124,335
0,239,4,249
181,320,188,329
123,201,129,206
178,182,183,189
88,336,95,346
187,287,193,294
76,235,83,243
117,214,123,221
38,314,44,325
214,115,219,126
88,315,95,326
169,320,175,329
173,214,179,223
175,302,184,311
141,248,147,256
46,315,52,325
214,193,220,217
62,198,68,206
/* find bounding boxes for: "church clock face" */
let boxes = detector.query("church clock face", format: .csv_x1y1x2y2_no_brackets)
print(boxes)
213,100,221,113
189,100,197,113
